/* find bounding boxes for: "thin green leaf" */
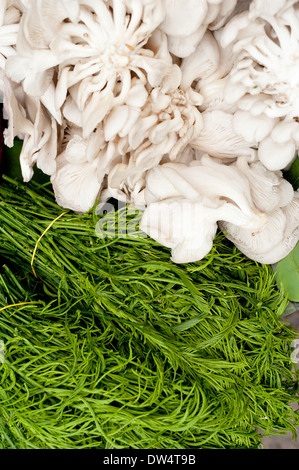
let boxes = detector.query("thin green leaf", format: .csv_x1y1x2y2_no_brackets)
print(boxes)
284,156,299,190
275,243,299,302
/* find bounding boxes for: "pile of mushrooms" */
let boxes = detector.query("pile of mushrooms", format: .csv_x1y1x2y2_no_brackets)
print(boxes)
1,0,298,264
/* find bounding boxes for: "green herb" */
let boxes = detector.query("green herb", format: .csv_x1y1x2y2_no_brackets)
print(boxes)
0,176,298,449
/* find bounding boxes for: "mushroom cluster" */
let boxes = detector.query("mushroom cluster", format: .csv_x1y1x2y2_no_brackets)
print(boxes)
1,0,298,264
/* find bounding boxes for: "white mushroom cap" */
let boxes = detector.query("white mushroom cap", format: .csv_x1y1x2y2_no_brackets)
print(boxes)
258,134,296,171
197,76,236,112
159,0,208,38
165,0,239,59
140,198,246,263
236,156,294,212
208,0,239,30
219,191,299,264
232,110,279,144
51,155,100,214
166,27,207,58
220,10,251,49
139,155,267,263
191,109,255,159
180,31,220,91
50,130,104,213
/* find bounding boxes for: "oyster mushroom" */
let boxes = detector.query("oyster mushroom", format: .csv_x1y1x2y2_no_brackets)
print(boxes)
139,154,267,263
51,142,102,213
0,0,22,100
191,109,255,159
257,120,298,171
2,0,196,209
232,110,279,145
219,192,299,264
3,76,58,181
235,156,294,213
219,155,299,264
220,1,299,170
1,0,298,270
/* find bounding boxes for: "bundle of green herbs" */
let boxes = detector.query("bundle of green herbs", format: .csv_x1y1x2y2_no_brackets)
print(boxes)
0,176,298,449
